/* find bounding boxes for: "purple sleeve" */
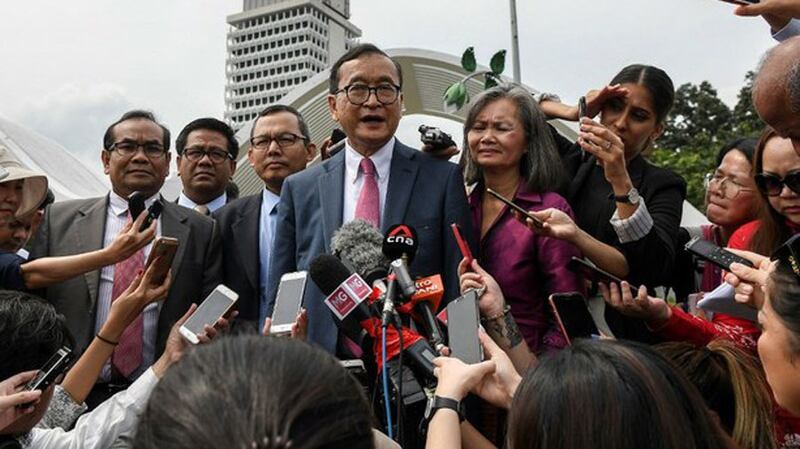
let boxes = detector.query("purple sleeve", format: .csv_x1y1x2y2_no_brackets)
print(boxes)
537,198,584,296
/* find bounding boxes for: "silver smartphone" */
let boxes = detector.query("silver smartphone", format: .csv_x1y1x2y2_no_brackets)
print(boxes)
447,290,483,364
179,284,238,344
270,271,308,335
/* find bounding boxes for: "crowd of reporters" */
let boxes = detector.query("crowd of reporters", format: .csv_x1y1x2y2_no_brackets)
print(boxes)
3,2,800,448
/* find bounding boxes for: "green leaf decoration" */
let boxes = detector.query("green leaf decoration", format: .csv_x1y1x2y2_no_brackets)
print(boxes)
489,50,506,75
443,82,468,113
484,74,498,89
461,47,477,73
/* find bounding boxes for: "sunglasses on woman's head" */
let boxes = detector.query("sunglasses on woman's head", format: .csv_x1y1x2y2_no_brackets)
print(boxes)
754,170,800,197
771,234,800,278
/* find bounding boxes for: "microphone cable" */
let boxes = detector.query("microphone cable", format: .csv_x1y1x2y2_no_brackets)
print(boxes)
381,322,393,440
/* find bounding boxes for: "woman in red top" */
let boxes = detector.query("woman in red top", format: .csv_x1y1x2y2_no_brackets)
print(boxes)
598,127,800,448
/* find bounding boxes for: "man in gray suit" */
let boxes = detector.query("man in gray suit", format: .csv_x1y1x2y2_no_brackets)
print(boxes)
267,44,475,354
31,110,221,401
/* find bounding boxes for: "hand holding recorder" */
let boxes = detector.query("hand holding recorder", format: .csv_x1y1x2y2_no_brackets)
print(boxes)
723,248,774,310
104,209,157,265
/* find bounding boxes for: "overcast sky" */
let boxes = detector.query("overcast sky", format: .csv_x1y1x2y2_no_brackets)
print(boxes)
0,0,778,173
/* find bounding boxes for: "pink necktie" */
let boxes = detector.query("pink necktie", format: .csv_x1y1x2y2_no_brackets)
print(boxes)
355,158,380,228
111,214,146,378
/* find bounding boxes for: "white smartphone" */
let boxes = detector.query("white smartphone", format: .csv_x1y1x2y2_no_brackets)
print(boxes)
179,284,239,344
270,271,308,335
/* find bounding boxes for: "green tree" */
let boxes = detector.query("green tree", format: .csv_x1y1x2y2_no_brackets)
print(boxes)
648,75,763,210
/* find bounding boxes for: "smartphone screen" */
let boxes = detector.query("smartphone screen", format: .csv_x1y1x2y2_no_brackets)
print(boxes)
549,293,599,345
450,223,473,265
180,285,238,343
447,290,482,364
271,272,307,334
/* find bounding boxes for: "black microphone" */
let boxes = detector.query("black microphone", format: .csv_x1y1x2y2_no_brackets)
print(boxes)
309,254,378,344
331,219,389,286
383,224,419,263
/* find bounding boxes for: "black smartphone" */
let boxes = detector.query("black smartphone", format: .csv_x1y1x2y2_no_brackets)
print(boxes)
127,192,162,232
685,237,753,271
446,290,483,364
485,188,544,227
568,257,640,295
718,0,759,5
19,346,73,407
140,200,163,232
548,292,600,345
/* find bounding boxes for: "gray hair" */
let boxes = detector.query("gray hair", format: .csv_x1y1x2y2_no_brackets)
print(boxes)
460,85,564,192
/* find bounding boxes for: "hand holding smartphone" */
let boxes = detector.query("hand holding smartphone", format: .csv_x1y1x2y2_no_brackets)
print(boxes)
270,271,308,335
548,293,601,345
18,347,73,408
486,188,544,227
179,285,238,344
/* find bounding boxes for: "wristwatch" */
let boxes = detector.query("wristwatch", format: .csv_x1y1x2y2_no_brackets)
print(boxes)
424,395,465,423
614,187,640,205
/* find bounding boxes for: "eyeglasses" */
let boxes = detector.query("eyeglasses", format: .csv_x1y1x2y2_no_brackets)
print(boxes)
754,170,800,197
182,147,233,164
250,132,307,150
109,141,167,159
335,83,400,105
703,172,753,199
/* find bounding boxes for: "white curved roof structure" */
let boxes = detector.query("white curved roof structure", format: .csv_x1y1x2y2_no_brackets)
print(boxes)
0,116,108,201
231,47,578,195
229,47,707,226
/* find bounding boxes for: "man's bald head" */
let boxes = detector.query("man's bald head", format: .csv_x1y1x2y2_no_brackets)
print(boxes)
753,37,800,153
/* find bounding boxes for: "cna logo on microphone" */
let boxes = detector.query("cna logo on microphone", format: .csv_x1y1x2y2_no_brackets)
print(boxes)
325,273,371,320
385,225,415,246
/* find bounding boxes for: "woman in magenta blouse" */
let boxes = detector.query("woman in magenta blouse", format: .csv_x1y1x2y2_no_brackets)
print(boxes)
459,85,583,353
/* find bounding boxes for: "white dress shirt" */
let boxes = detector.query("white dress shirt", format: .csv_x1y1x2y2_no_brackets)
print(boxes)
342,137,394,227
24,367,159,449
95,191,161,381
177,191,227,213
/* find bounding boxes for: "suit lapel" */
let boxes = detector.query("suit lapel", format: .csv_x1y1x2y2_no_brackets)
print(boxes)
160,203,191,277
74,197,109,310
232,195,260,291
318,152,345,252
382,142,419,232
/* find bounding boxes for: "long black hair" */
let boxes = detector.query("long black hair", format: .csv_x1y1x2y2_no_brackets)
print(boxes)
134,336,375,449
508,340,729,449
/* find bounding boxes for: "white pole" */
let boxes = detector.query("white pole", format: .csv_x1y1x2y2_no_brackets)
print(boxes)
509,0,521,84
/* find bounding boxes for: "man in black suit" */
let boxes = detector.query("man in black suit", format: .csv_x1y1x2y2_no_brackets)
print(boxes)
31,110,222,401
214,105,315,328
174,118,239,215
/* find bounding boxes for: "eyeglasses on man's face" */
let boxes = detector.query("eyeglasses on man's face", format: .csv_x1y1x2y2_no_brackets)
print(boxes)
335,83,401,106
249,132,307,150
182,147,233,164
109,141,167,159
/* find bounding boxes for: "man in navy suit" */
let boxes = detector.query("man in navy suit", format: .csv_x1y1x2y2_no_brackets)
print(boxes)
215,105,315,328
267,43,475,354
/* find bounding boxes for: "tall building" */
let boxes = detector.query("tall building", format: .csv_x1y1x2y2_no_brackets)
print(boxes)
224,0,361,128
